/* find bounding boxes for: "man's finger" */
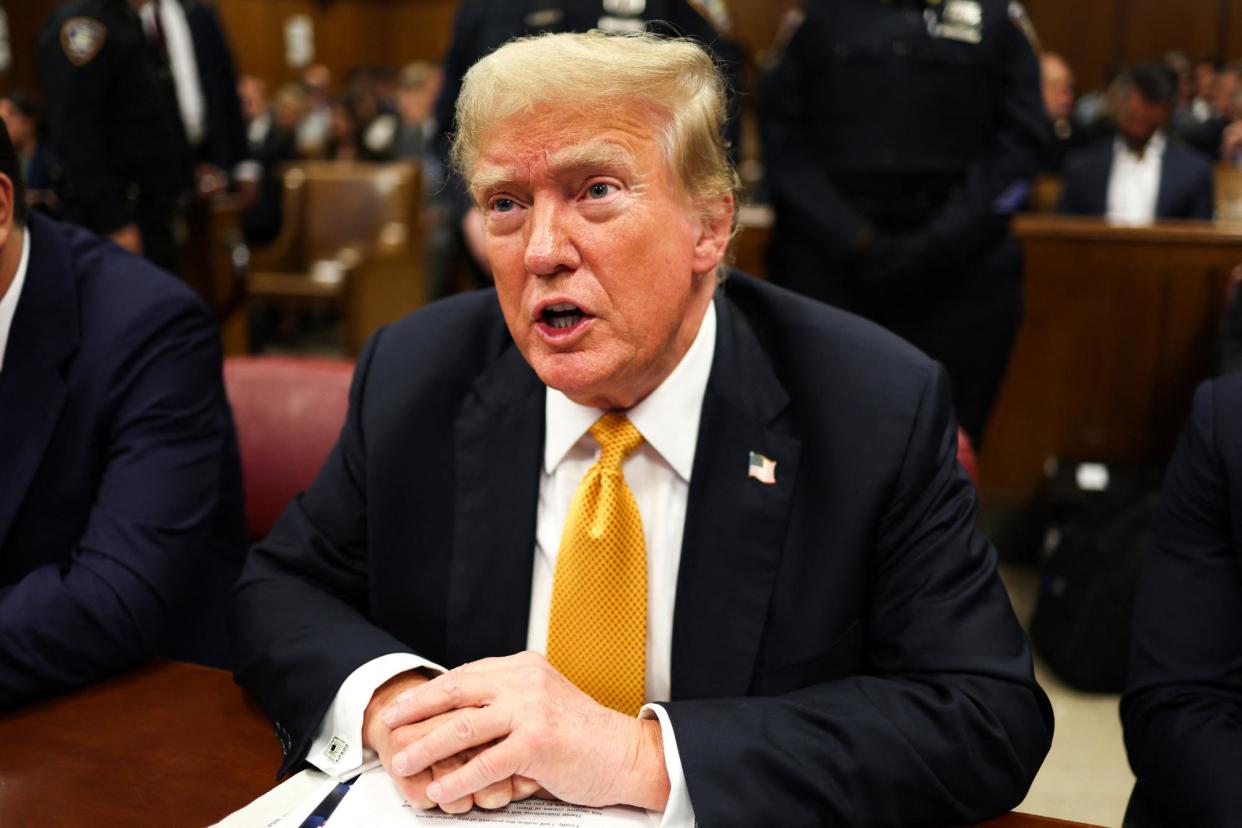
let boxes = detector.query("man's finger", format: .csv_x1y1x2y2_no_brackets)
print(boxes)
393,768,438,810
382,668,496,728
511,775,542,801
394,707,509,777
427,742,521,805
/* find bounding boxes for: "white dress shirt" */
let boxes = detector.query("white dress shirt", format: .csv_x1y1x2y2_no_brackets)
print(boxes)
151,0,205,148
308,301,719,827
0,228,30,373
1107,132,1166,224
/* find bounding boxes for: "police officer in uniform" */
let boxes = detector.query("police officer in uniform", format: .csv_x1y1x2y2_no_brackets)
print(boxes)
431,0,743,296
761,0,1046,444
36,0,193,273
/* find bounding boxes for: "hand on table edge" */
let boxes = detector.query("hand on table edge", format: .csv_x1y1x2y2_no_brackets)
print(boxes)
362,668,542,813
378,651,672,813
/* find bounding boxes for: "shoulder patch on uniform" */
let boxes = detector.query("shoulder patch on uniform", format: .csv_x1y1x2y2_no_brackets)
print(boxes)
60,16,107,67
686,0,732,37
1008,1,1041,54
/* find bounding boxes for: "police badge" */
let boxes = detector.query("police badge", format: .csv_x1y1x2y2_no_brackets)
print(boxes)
60,17,106,67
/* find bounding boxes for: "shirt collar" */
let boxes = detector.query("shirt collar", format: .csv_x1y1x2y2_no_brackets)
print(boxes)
1115,130,1167,161
0,227,31,373
544,298,717,481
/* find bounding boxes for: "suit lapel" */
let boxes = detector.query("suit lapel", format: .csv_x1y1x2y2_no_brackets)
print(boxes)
1091,143,1114,215
0,215,77,550
1154,146,1176,219
671,288,802,701
445,344,545,667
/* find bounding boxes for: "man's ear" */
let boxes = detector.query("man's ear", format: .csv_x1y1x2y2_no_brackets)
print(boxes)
691,193,734,276
0,173,16,252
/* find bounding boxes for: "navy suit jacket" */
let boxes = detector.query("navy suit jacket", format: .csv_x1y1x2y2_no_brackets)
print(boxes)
231,273,1052,826
1058,136,1215,220
0,212,244,707
1123,375,1242,827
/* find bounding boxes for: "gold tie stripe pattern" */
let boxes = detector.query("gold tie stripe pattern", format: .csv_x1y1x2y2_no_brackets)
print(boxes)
547,413,648,717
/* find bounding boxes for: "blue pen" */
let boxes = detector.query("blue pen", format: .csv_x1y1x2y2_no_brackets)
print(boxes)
297,774,359,828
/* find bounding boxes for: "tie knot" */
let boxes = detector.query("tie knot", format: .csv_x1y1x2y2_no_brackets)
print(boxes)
590,414,644,469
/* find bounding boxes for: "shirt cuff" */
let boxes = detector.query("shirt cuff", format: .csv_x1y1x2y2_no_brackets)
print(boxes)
307,652,445,780
640,703,696,828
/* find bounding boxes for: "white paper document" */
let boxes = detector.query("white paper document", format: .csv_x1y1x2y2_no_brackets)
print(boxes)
326,766,659,827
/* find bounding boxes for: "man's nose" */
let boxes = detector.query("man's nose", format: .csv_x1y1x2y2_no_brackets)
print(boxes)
524,199,579,277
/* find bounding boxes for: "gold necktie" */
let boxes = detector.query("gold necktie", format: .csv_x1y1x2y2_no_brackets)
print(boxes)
547,413,647,716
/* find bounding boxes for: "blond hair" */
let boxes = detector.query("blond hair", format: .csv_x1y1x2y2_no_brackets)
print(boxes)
451,31,738,219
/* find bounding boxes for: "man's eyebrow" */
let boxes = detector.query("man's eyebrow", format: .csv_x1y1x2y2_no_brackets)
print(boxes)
469,143,639,196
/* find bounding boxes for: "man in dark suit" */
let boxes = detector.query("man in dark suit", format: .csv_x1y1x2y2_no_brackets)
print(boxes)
1122,374,1242,827
232,32,1052,826
0,121,244,707
1059,64,1214,222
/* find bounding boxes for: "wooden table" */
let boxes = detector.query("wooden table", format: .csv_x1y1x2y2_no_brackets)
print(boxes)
0,661,1099,827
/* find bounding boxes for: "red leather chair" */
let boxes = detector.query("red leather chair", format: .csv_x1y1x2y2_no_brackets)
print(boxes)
957,428,980,488
223,356,354,539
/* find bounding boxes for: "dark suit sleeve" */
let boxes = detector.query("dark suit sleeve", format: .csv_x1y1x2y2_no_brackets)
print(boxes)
1055,150,1095,215
0,292,230,706
1122,378,1242,828
230,327,417,774
663,365,1053,827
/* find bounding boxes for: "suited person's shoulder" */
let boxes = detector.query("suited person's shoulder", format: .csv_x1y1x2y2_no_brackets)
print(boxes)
1062,136,1113,172
367,287,512,374
35,214,214,347
1166,140,1214,174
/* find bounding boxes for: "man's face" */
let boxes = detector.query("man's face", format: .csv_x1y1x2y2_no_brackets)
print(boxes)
1216,71,1241,119
473,102,729,410
0,101,32,152
1040,56,1075,122
1117,90,1168,150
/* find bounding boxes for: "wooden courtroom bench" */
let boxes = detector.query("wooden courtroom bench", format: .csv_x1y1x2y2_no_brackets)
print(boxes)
181,194,249,356
983,215,1241,504
731,209,1240,505
247,161,427,355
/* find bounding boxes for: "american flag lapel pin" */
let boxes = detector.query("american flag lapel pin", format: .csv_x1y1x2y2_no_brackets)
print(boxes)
748,451,777,485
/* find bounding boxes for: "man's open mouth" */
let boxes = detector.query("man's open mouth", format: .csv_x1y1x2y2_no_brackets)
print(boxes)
541,302,589,330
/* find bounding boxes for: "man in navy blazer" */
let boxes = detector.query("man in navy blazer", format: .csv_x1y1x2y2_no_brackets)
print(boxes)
1059,64,1214,221
1122,374,1242,827
0,122,244,707
232,33,1052,826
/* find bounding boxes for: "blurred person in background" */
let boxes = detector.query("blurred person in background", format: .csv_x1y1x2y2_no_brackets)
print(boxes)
296,63,333,158
1040,52,1090,172
0,90,56,214
37,0,193,271
1059,64,1213,222
1185,62,1240,159
239,76,299,246
391,62,442,165
760,0,1046,445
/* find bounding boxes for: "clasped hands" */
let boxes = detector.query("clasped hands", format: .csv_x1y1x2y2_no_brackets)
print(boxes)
362,651,671,814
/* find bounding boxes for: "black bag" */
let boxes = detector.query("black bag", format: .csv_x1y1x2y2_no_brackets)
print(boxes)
1029,461,1161,693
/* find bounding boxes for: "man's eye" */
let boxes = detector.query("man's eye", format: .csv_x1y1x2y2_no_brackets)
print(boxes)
493,198,516,213
586,183,616,199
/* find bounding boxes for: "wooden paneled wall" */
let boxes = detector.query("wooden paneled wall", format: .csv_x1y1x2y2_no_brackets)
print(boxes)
1028,0,1242,93
214,0,458,92
8,1,1242,116
1,0,59,97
